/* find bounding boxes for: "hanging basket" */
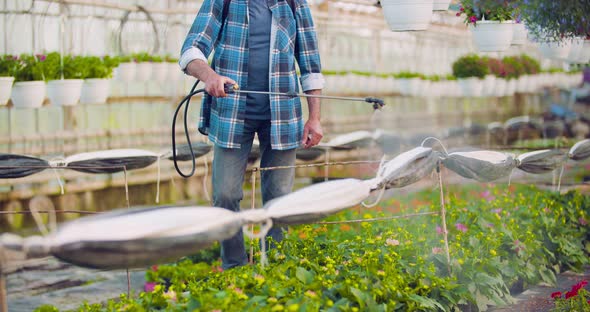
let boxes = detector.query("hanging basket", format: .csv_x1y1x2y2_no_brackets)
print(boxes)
566,38,589,64
432,0,451,11
11,81,46,109
512,23,527,45
47,79,84,107
80,78,111,105
538,40,572,60
381,0,434,31
135,62,153,82
469,20,515,52
0,77,14,106
151,62,169,83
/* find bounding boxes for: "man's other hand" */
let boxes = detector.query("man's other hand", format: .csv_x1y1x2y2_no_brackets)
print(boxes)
301,118,323,148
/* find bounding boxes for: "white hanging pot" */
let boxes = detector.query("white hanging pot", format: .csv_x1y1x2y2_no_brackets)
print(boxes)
458,77,483,97
0,76,15,106
505,78,517,96
47,79,84,107
511,23,527,45
115,62,136,82
538,40,572,60
469,20,515,52
151,62,169,83
580,40,590,64
80,78,111,105
11,81,47,109
432,0,451,11
381,0,434,31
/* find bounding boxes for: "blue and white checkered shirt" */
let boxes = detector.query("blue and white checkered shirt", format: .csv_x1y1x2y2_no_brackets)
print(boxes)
180,0,324,150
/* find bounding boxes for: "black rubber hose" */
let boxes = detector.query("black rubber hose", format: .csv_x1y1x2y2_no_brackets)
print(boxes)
172,79,205,178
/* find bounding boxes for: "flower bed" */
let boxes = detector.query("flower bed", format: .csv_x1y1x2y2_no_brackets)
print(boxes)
40,184,590,312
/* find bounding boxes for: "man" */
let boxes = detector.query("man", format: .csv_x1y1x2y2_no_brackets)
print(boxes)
179,0,324,269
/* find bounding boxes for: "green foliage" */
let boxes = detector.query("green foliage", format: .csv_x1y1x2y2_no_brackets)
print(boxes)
458,0,518,24
518,0,590,41
47,184,590,312
150,55,164,63
394,71,424,79
82,56,118,79
165,55,179,63
132,52,152,62
117,55,134,63
501,56,525,79
517,54,541,75
0,54,19,77
13,54,47,82
452,54,489,79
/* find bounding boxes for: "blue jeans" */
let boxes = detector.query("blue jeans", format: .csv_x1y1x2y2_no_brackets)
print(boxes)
212,119,296,269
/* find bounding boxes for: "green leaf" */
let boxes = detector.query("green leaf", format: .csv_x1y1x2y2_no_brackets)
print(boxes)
408,294,445,310
295,267,314,285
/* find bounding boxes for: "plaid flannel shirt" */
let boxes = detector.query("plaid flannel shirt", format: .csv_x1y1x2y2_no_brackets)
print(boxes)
180,0,324,150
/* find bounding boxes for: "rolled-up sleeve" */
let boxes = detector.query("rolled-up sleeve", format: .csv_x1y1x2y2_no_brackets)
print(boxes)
179,0,224,72
294,0,324,91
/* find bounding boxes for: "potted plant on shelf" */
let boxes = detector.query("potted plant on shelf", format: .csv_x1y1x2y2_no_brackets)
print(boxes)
0,55,18,106
115,55,136,82
380,0,434,31
150,55,169,83
394,71,424,96
457,0,517,52
452,54,488,97
132,52,153,82
165,55,181,82
80,56,118,104
44,52,85,107
11,54,47,109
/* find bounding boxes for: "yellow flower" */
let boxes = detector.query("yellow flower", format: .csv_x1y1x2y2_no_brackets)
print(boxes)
490,249,497,256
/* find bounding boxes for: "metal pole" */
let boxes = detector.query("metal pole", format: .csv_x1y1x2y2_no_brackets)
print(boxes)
437,162,452,275
0,247,7,312
249,169,257,264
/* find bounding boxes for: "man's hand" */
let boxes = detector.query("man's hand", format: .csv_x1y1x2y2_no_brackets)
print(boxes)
186,60,236,97
302,118,323,148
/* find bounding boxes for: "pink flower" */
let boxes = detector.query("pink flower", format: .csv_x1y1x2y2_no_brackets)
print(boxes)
579,217,588,226
386,238,400,246
436,226,444,235
492,208,502,214
481,190,496,202
151,265,158,272
432,247,443,254
455,223,468,233
456,12,461,17
144,282,157,292
35,54,46,61
469,16,477,24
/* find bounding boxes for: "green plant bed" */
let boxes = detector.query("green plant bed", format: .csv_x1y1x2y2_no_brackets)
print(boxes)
40,184,589,312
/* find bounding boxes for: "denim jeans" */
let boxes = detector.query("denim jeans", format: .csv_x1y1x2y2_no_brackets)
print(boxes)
212,119,296,269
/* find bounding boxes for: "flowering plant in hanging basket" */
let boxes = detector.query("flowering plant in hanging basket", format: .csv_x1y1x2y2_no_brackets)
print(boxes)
457,0,519,52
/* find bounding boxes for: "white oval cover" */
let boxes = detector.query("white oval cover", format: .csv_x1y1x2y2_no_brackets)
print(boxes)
264,178,372,223
569,139,590,161
442,150,517,182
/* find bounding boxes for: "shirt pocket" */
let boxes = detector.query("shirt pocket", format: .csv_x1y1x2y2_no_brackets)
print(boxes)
276,17,296,53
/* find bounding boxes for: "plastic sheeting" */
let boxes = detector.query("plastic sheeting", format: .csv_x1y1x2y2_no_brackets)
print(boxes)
569,139,590,161
161,143,212,161
373,147,438,190
0,153,49,179
321,130,374,150
264,178,372,225
516,149,565,174
49,206,243,269
442,150,517,182
63,149,159,174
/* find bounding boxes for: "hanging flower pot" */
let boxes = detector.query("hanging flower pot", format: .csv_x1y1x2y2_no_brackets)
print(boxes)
397,77,422,96
433,0,451,11
135,62,153,82
538,40,572,60
482,75,496,97
469,21,515,52
512,23,528,45
494,78,507,97
80,78,111,104
381,0,434,31
150,62,169,83
458,77,483,97
11,81,47,109
0,77,14,106
47,79,84,107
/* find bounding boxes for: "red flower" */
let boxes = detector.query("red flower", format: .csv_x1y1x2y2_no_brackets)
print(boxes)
565,291,575,299
151,265,158,272
551,291,562,299
469,16,477,24
460,6,464,12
